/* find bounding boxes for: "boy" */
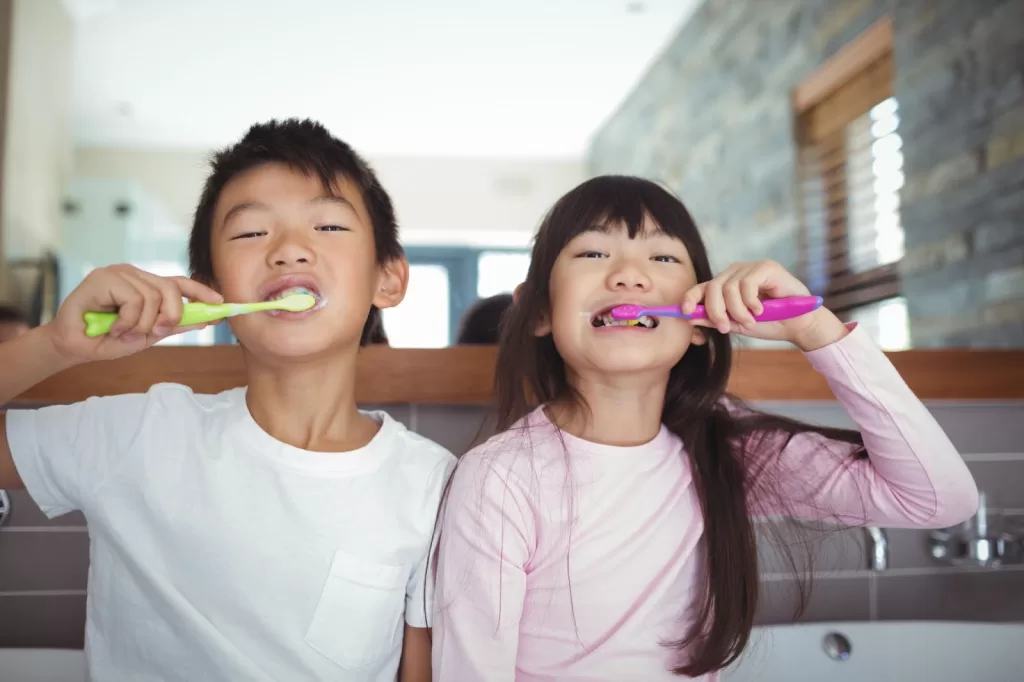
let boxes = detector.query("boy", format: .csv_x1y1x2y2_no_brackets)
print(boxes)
0,119,454,681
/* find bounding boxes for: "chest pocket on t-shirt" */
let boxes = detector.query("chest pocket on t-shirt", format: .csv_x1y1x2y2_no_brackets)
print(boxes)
305,550,407,669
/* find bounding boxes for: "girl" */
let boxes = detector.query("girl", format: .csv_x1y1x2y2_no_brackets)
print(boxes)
431,176,979,681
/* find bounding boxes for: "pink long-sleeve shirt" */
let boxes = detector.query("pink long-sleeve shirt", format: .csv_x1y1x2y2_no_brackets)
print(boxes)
431,325,979,681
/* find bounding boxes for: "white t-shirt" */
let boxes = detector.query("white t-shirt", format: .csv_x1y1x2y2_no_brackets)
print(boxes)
7,383,456,682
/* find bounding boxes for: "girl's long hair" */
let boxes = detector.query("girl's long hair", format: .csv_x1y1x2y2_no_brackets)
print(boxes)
434,175,866,677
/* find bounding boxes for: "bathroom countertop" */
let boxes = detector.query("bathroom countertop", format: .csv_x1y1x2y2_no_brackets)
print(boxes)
9,344,1024,405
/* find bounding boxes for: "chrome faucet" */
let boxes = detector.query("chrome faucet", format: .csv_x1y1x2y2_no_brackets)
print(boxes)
864,525,888,570
929,492,1021,567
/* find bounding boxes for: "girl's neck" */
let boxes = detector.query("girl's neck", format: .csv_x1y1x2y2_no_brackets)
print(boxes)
242,348,379,453
554,369,669,447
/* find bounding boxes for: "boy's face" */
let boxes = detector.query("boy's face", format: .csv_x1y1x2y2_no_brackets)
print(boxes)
209,163,407,360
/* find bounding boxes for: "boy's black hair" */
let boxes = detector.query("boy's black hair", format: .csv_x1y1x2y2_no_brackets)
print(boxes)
188,118,404,345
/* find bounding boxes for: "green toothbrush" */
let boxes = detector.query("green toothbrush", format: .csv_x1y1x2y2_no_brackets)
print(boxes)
83,292,318,338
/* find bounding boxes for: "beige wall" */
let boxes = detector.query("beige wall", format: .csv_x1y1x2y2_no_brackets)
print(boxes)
1,0,73,260
75,147,585,247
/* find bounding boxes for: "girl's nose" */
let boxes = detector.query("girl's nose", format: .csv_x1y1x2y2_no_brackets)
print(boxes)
608,262,651,291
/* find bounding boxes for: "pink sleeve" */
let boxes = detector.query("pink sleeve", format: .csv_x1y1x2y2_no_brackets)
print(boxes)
752,324,979,528
431,449,534,682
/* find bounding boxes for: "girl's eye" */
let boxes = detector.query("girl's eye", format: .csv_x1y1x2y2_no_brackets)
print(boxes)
230,231,266,240
576,251,607,259
316,224,349,232
652,255,681,263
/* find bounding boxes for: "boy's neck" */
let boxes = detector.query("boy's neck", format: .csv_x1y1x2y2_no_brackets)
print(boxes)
555,370,669,447
243,349,380,453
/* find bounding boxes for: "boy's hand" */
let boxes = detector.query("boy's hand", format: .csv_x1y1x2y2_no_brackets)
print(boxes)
44,264,224,365
681,260,848,351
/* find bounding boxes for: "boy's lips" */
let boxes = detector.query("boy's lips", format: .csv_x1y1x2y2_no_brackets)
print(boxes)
259,275,321,301
257,275,326,317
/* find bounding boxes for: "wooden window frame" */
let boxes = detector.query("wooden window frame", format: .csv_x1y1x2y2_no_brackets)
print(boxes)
793,17,899,314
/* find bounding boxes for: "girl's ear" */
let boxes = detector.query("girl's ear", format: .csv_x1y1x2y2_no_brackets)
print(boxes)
689,326,708,346
515,283,552,336
372,257,410,310
534,314,552,337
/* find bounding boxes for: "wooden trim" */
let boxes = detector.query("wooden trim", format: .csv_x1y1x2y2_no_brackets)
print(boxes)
793,16,894,114
9,346,1024,405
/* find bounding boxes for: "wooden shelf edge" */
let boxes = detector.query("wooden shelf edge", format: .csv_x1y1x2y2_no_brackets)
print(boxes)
9,345,1024,406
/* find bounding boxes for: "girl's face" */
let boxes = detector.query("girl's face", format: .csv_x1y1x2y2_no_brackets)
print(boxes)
540,214,706,378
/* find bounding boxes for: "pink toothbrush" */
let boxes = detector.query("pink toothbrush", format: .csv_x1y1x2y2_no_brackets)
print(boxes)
610,296,823,322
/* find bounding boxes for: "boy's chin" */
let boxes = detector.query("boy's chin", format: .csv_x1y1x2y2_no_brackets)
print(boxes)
238,329,361,363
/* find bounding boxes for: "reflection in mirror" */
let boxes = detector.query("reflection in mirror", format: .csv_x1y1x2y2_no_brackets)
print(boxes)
1,1,1020,347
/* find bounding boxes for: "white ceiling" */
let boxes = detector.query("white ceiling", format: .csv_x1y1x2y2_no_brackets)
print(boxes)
64,0,703,157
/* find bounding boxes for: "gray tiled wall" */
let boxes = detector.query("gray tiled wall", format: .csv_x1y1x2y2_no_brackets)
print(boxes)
2,401,1023,648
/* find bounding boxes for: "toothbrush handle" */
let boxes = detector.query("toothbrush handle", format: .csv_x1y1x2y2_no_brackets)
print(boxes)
746,296,824,322
83,302,232,338
648,296,824,322
82,312,120,338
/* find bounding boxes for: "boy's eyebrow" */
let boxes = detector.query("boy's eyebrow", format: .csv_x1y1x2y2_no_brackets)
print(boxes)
222,201,269,227
220,196,354,229
309,195,355,210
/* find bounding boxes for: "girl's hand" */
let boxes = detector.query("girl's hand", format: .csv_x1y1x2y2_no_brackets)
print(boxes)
681,260,849,351
43,264,223,365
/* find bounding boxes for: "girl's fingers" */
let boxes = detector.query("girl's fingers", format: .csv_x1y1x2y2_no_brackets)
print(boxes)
702,281,729,333
722,278,756,327
739,278,762,316
681,283,706,314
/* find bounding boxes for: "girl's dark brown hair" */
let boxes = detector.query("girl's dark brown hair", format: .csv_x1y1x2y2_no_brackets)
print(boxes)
433,175,867,676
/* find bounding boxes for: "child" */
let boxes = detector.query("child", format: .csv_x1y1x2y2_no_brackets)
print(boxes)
0,119,454,682
431,175,979,681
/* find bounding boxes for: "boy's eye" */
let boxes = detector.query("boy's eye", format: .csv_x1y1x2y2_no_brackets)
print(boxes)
230,231,266,240
316,224,350,232
652,255,681,263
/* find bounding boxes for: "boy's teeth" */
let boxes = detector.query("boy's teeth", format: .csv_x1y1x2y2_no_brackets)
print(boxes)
275,286,313,300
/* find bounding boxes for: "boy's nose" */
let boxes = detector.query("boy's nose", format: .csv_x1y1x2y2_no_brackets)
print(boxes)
267,235,316,267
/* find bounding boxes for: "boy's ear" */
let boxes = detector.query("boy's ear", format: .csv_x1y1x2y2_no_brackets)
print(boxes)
372,257,409,310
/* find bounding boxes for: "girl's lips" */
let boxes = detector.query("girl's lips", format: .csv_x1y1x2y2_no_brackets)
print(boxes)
590,304,659,329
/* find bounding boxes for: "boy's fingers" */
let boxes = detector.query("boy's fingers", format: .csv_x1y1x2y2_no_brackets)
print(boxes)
172,277,223,304
107,279,146,337
123,273,164,336
175,323,211,334
135,271,185,332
